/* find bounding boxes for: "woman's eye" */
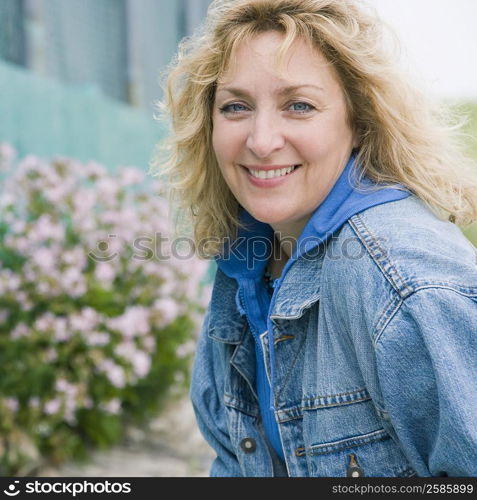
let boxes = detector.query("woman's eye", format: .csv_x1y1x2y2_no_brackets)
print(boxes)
288,102,314,113
219,102,248,114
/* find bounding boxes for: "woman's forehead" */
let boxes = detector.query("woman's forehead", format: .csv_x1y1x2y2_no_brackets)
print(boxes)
216,31,335,88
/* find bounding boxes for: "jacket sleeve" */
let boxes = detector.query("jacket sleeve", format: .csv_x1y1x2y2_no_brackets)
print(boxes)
189,309,243,477
375,287,477,477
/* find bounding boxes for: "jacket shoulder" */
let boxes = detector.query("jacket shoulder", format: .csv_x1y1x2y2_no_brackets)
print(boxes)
342,195,477,294
321,195,477,345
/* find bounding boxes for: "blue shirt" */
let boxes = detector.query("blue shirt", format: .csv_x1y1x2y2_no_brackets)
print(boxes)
216,152,411,460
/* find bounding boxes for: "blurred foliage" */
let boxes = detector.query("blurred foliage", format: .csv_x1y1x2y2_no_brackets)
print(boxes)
0,145,210,476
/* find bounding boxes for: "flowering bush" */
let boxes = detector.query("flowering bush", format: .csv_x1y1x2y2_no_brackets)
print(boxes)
0,143,210,475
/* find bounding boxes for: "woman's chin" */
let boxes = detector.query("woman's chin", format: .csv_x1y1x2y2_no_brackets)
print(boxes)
247,207,291,226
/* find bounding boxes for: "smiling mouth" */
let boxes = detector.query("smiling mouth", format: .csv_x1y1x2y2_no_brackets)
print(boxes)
243,165,302,179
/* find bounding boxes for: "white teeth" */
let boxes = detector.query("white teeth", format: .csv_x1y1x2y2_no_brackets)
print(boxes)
248,165,298,179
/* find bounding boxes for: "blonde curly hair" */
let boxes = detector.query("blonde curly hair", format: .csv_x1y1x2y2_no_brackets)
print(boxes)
152,0,477,257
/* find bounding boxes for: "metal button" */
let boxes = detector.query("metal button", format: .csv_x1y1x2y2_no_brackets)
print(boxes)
347,454,364,477
239,437,256,453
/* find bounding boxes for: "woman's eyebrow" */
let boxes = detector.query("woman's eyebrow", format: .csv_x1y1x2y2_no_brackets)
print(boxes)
277,84,325,95
215,84,325,98
215,87,251,99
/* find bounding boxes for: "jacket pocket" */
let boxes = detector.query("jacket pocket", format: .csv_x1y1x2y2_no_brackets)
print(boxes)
300,393,416,477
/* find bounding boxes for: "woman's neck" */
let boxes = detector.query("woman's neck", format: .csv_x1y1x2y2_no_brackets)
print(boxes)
271,217,308,260
268,221,306,280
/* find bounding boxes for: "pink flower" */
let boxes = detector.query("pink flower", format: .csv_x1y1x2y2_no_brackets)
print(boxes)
37,280,53,296
4,397,19,413
44,398,62,415
119,166,145,186
34,313,56,333
30,214,64,243
98,359,126,388
152,298,180,327
61,248,87,269
114,341,135,358
107,365,126,388
107,306,150,339
59,267,86,297
31,247,57,273
101,398,121,415
96,177,119,205
55,378,77,397
0,270,21,291
94,261,116,287
70,308,99,332
176,340,196,358
44,348,58,361
130,350,151,378
85,331,110,347
142,336,156,353
11,323,29,340
115,342,151,379
69,279,87,298
5,234,30,254
84,161,107,179
53,329,70,343
72,188,96,217
11,219,26,234
16,154,42,175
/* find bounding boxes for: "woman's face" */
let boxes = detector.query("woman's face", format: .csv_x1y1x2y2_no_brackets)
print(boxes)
212,31,357,239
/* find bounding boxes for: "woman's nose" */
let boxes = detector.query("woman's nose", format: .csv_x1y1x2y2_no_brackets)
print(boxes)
245,112,285,159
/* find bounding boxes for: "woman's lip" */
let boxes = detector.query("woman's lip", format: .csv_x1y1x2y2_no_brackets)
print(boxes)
240,164,301,187
241,164,301,171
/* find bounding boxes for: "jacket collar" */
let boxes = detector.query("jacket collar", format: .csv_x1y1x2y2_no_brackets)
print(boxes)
213,151,411,324
207,268,247,344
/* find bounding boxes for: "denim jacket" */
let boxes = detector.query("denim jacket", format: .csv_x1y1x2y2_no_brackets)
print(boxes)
190,194,477,477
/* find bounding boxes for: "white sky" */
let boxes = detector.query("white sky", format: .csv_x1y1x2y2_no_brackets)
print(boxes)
368,0,477,100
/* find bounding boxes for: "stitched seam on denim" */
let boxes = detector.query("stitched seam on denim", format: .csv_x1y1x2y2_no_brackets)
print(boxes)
230,361,258,403
303,395,372,411
374,297,403,347
410,284,477,297
349,216,477,297
271,293,321,320
230,328,259,402
277,387,370,411
224,392,259,417
277,391,372,423
375,285,477,346
275,316,309,404
308,428,389,456
277,412,302,423
348,216,413,298
400,468,417,478
350,215,411,296
209,321,248,344
302,387,370,403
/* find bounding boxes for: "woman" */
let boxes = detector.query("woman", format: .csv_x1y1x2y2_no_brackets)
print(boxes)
155,0,477,477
